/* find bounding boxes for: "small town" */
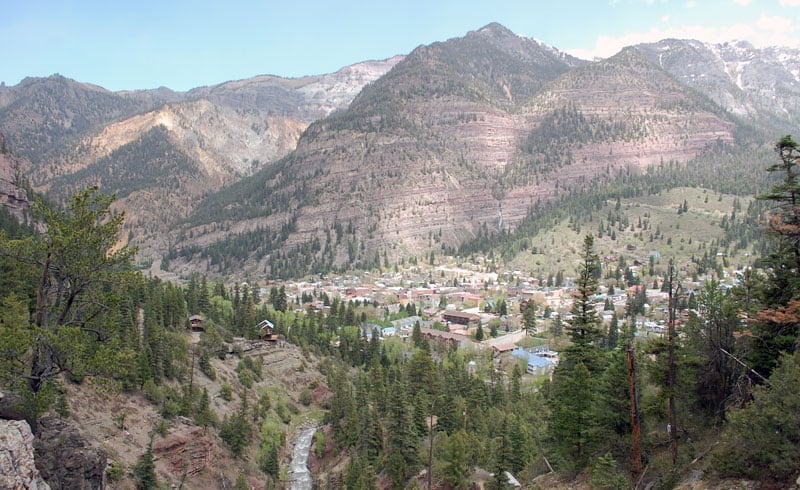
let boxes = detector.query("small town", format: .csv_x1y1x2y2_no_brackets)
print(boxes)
246,251,729,379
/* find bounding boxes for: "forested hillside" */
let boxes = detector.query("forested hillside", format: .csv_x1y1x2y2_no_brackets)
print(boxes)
1,137,799,488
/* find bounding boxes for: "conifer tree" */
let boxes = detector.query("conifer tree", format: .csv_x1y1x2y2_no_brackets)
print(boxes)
0,187,137,415
548,361,597,473
568,235,603,347
134,440,158,489
751,135,800,376
522,300,537,335
385,379,418,488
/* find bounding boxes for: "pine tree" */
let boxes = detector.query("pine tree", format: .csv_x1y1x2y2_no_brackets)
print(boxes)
0,187,137,415
522,300,537,335
385,379,418,488
134,441,158,489
442,430,471,489
750,135,800,376
567,235,602,347
548,361,597,474
713,350,800,481
606,313,619,350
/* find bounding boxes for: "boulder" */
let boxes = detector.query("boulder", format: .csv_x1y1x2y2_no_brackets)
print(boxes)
0,418,51,490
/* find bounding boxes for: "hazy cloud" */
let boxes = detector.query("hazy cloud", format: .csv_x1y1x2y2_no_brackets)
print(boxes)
779,0,800,5
733,0,752,5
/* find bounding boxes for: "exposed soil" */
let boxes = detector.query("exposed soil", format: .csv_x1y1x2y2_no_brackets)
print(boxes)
60,335,327,489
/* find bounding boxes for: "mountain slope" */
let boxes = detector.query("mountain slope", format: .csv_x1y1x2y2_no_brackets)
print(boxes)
0,60,401,264
168,25,741,279
635,39,800,130
0,75,167,169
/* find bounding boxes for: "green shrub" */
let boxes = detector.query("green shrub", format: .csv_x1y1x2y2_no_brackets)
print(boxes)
238,368,253,389
105,461,125,481
591,452,627,490
314,430,326,459
300,387,312,406
220,383,233,401
142,379,163,405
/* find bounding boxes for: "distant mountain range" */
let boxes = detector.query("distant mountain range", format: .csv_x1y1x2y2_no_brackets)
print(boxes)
1,23,798,279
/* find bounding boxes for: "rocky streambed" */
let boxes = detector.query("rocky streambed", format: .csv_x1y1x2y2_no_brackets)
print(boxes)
289,426,317,490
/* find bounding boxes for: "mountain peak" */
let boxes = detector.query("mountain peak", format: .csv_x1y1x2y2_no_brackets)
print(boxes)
475,22,516,37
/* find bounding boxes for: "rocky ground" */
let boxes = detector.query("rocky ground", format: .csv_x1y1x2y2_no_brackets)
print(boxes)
56,336,327,489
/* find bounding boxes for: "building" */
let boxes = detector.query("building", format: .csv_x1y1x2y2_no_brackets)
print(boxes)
511,348,556,376
188,315,204,332
419,327,473,350
443,310,480,326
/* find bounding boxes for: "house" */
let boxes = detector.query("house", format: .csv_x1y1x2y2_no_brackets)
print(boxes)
360,323,383,339
511,348,556,376
419,327,473,350
492,343,517,357
188,315,204,332
391,316,422,335
443,310,480,326
257,319,279,342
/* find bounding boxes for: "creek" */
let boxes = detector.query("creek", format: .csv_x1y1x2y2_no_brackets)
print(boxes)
289,426,317,490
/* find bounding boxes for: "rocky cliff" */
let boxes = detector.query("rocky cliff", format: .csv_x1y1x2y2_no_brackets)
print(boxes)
0,419,51,490
0,132,31,225
33,417,107,490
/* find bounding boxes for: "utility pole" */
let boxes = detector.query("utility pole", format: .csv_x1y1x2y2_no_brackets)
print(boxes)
627,342,642,474
667,259,679,466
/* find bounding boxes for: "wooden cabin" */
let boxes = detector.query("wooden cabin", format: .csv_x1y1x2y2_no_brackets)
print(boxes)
189,315,204,332
257,319,280,342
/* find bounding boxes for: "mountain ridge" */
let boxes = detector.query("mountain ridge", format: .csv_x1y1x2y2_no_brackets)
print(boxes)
1,24,799,279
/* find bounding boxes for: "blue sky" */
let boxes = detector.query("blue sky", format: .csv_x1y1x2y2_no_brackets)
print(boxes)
2,0,799,92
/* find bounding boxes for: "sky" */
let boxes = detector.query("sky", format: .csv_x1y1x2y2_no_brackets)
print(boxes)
2,0,800,92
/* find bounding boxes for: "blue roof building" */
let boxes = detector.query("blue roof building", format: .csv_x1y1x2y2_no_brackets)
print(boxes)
511,347,556,376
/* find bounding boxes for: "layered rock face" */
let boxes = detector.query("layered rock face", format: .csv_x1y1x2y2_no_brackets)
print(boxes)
0,419,51,490
153,426,217,477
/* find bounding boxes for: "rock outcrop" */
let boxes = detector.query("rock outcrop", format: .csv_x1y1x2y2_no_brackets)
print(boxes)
152,427,216,477
0,419,51,490
33,417,106,490
0,131,31,224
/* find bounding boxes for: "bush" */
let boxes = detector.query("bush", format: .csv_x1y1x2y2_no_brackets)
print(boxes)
274,399,292,424
154,418,169,437
220,383,233,401
300,387,312,406
314,430,326,459
105,461,125,481
238,368,253,389
198,351,216,380
142,379,163,405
